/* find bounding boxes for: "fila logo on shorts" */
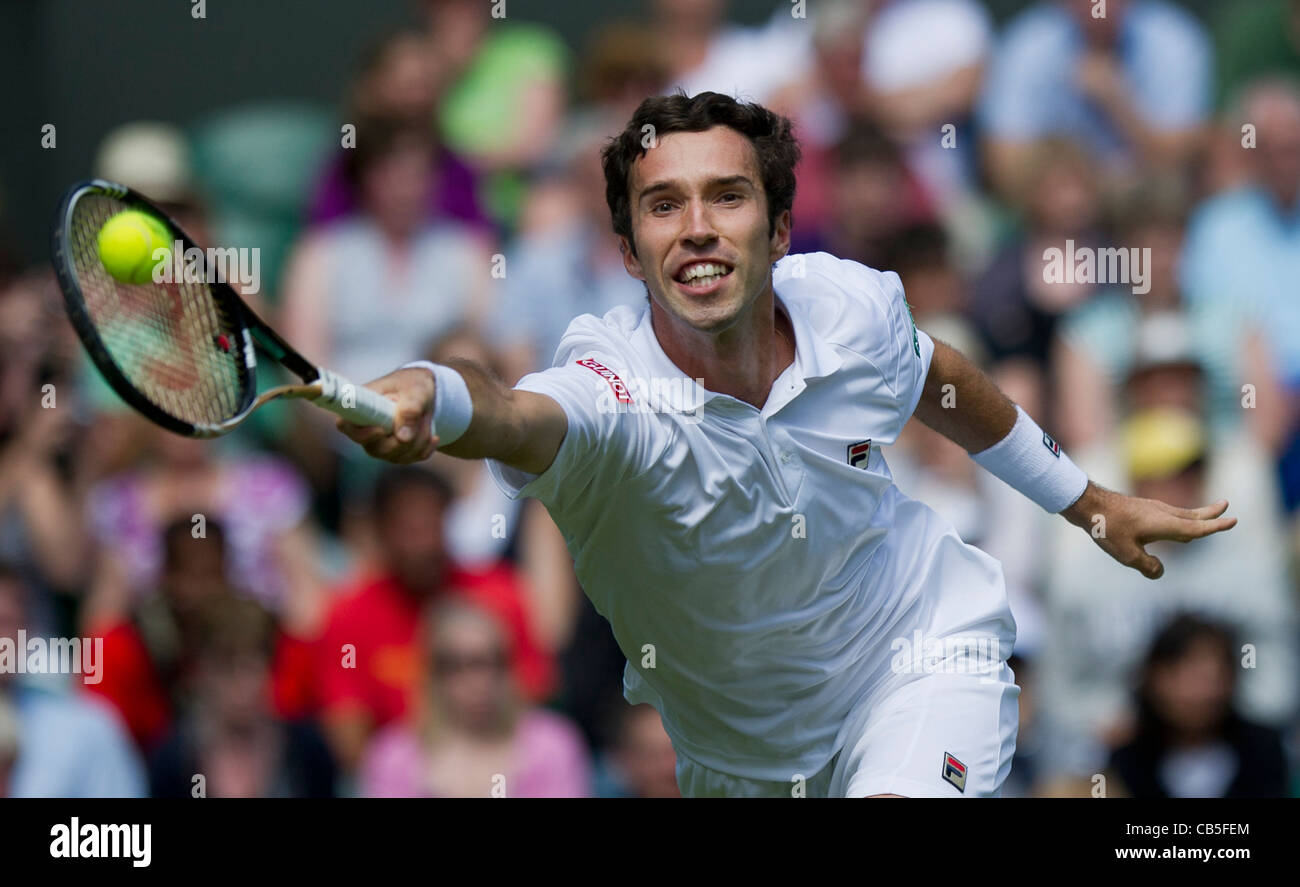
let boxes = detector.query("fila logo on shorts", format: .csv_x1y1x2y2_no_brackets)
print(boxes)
1042,431,1061,457
847,439,872,469
942,752,967,793
575,358,634,404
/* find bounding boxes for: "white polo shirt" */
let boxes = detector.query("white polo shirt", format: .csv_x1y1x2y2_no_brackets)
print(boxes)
488,252,1015,781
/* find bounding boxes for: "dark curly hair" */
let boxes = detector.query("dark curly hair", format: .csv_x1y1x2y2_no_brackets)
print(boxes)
601,91,801,256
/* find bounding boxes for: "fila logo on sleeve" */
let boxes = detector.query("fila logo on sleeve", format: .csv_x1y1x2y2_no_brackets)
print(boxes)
942,752,967,793
847,439,873,469
1042,431,1061,457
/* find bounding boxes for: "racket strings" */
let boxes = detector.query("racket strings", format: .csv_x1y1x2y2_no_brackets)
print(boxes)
67,195,251,426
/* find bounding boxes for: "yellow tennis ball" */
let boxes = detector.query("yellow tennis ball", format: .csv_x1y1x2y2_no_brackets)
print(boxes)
97,210,172,285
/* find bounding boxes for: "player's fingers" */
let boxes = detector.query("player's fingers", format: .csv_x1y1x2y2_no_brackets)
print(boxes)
337,419,388,447
363,434,417,463
358,373,408,400
394,406,435,450
1135,550,1164,580
1147,513,1238,544
1116,541,1164,580
1153,498,1229,521
392,409,427,445
374,425,439,464
416,434,441,462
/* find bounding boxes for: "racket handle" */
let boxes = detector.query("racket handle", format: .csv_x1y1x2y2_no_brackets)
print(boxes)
312,369,397,432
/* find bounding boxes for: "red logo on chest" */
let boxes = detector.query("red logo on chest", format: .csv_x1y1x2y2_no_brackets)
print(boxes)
576,358,634,404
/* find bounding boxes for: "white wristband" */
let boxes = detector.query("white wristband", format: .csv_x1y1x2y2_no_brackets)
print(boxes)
971,405,1088,513
401,360,473,447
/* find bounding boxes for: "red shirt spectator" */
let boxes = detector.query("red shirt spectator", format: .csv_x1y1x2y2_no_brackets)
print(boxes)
86,612,318,752
312,466,555,773
314,562,554,734
83,515,318,752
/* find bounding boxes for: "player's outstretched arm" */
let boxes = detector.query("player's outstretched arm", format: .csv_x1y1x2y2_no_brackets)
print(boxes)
336,360,568,474
914,338,1236,579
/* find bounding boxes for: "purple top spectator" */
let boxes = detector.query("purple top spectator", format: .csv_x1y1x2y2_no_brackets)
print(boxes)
306,145,490,232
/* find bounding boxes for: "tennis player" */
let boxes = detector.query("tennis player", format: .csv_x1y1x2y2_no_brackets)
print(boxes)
338,92,1237,797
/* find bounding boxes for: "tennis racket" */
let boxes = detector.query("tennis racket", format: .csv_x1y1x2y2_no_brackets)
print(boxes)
50,179,398,438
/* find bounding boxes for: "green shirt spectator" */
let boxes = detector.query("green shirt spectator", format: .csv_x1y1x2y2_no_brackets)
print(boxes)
438,23,568,229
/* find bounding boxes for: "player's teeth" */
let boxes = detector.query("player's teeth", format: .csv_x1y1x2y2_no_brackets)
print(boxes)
681,263,729,282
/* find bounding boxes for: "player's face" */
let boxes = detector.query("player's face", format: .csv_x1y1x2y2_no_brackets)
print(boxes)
620,126,790,336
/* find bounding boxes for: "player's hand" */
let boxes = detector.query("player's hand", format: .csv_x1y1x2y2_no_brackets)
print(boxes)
1061,482,1237,580
336,367,440,463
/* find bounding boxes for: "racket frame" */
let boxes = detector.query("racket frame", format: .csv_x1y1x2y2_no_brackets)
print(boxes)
52,179,395,438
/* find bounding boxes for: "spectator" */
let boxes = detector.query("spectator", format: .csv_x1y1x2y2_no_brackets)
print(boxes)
799,119,934,263
883,223,980,354
0,564,146,797
768,1,873,252
1055,178,1287,452
863,0,993,204
1109,614,1290,797
94,121,202,218
494,110,646,381
284,114,494,510
600,703,681,798
660,0,812,106
552,594,630,763
149,594,336,797
307,28,489,232
887,225,987,546
0,270,87,634
575,22,671,121
968,139,1106,426
1181,79,1300,509
81,423,322,637
86,517,319,752
283,116,494,390
1040,334,1297,760
314,467,553,774
980,0,1211,198
360,598,590,797
421,0,569,229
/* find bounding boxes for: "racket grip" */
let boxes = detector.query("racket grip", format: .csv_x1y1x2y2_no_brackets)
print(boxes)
312,369,397,432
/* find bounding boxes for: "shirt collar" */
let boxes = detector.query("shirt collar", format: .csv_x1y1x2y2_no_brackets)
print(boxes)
631,284,843,415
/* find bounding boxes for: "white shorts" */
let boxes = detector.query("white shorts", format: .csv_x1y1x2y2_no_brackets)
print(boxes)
674,661,1020,798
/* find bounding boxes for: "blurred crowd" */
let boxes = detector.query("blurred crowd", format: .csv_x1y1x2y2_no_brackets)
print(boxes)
2,0,1300,798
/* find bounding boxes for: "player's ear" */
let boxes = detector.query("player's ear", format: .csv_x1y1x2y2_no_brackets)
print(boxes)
619,235,645,281
768,209,792,264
